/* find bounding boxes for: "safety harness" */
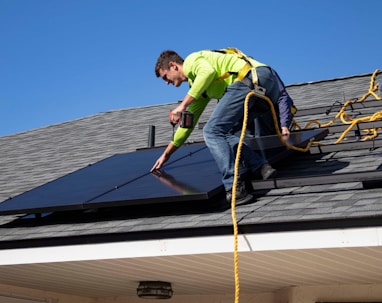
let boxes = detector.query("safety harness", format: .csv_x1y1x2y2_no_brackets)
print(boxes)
213,47,259,85
213,47,297,116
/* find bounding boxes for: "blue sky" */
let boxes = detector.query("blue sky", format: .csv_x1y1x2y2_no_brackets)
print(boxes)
1,0,381,136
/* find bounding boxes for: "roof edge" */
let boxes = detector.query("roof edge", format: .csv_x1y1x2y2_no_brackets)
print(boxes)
1,215,382,250
0,226,381,266
287,70,381,88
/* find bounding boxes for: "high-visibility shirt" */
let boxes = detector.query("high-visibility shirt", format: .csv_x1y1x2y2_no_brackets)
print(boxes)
172,50,266,147
184,50,266,100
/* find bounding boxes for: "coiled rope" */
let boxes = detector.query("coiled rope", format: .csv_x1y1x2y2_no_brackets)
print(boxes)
294,69,382,143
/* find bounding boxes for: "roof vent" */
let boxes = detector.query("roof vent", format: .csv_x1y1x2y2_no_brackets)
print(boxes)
148,125,155,148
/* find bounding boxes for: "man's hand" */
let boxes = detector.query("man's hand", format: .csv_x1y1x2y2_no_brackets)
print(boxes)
169,111,181,125
150,143,178,172
150,152,170,172
281,126,290,140
170,104,187,124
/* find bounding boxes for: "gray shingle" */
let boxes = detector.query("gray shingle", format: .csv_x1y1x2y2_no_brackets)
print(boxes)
0,71,382,245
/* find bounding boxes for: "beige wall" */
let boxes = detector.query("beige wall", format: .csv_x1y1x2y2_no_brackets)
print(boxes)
287,284,382,303
1,283,382,303
0,284,93,303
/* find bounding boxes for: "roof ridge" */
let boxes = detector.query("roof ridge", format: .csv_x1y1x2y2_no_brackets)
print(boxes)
0,102,180,139
287,70,381,88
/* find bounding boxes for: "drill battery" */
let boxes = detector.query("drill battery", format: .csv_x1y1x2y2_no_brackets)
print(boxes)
179,111,194,128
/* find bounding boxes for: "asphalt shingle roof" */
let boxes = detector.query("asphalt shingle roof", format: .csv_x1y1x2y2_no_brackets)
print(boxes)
0,71,381,248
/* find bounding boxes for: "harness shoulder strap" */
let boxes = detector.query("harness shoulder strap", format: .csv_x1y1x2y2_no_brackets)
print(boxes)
212,48,254,82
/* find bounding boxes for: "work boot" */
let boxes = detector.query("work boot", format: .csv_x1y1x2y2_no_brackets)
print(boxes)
260,163,277,180
226,183,253,206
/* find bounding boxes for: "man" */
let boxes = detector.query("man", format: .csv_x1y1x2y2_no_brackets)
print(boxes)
151,48,294,205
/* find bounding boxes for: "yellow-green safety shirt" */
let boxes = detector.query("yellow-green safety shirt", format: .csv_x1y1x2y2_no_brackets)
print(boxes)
172,50,266,147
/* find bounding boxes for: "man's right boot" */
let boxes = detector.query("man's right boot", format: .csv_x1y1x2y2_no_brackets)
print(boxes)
226,183,253,206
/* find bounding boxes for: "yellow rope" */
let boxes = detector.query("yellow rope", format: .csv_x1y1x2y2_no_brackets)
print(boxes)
293,69,382,143
231,88,318,303
231,91,250,303
232,69,381,302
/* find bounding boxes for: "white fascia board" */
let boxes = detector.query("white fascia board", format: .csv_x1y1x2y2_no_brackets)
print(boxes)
0,226,381,265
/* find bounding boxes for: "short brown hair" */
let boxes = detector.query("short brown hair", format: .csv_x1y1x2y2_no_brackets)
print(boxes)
155,50,184,77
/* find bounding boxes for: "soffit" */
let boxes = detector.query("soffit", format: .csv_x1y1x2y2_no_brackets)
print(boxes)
0,246,381,297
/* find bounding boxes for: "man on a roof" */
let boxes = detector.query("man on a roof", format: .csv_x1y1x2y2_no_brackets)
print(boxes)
151,48,295,206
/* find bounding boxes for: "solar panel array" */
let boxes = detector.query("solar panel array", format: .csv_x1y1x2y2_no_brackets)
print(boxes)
0,143,224,215
0,129,329,216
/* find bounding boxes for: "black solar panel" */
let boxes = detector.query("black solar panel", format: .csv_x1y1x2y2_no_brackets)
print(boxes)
0,129,328,216
0,143,223,215
246,128,329,163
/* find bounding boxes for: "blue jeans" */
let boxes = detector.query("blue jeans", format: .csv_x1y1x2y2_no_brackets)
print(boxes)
203,74,267,190
253,66,294,136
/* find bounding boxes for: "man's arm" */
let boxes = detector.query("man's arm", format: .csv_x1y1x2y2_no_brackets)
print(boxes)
278,93,293,137
150,142,178,172
170,94,195,123
151,95,210,172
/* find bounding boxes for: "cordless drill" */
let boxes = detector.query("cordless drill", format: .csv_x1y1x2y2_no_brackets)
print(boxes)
169,111,194,137
169,111,194,128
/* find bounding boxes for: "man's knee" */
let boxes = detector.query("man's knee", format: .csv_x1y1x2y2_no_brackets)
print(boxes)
203,121,214,140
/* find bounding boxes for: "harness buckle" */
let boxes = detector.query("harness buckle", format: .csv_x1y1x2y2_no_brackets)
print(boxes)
254,85,266,96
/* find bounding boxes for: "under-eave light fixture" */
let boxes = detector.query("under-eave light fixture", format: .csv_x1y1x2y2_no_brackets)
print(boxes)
137,281,173,299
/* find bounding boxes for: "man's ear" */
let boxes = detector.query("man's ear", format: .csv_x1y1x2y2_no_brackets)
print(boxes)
169,61,178,70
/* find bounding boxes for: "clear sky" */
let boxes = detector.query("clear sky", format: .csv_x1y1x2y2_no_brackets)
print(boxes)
1,0,381,136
